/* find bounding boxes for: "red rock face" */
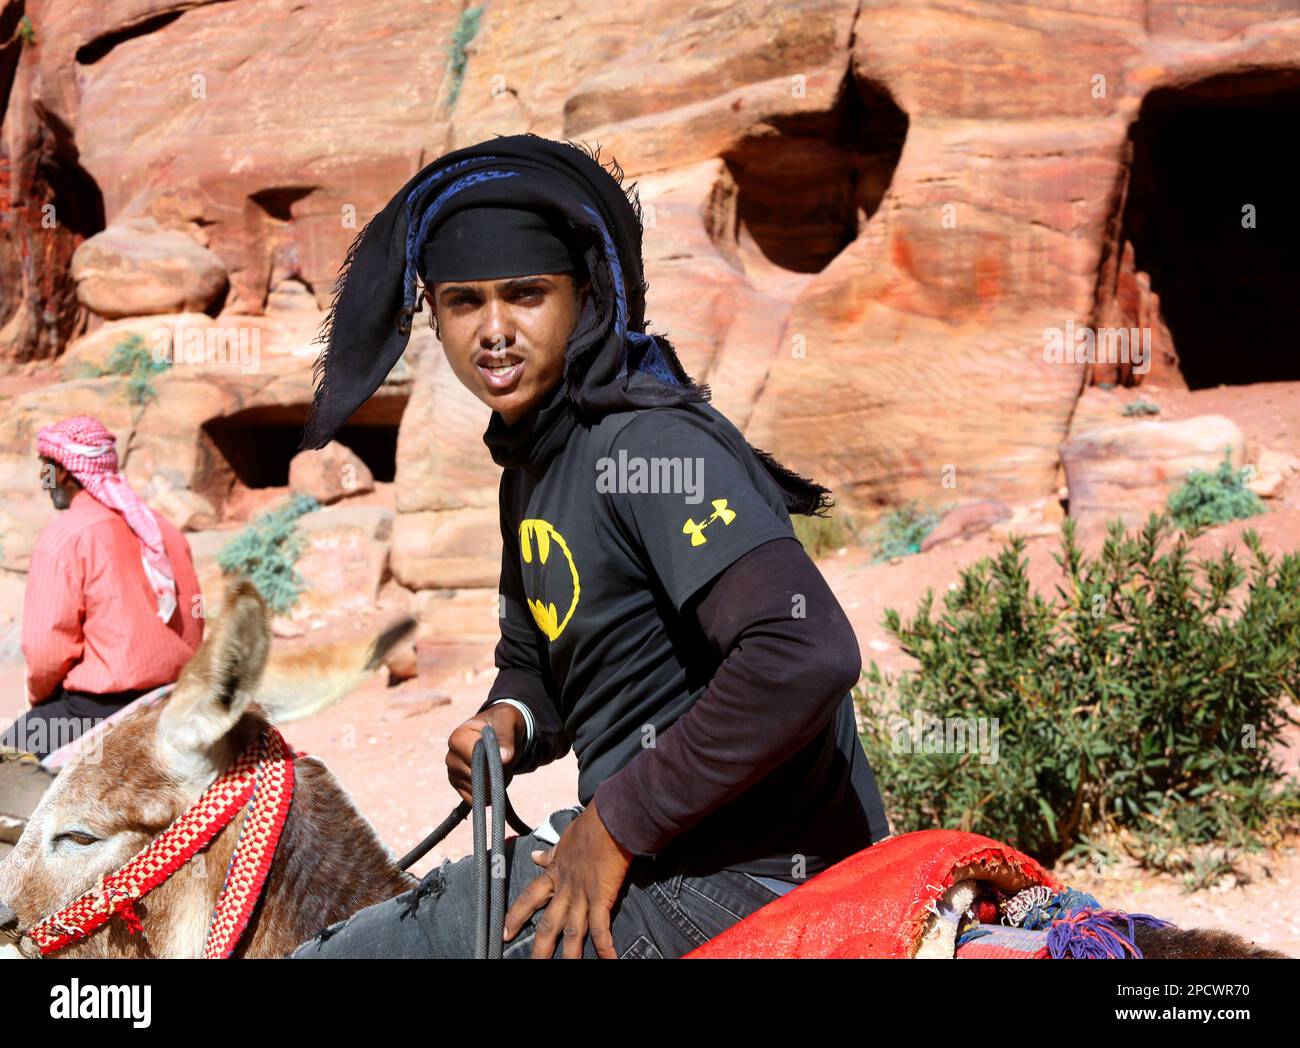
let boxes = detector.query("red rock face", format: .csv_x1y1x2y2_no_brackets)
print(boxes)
288,439,375,507
0,0,1297,529
0,150,91,364
2,0,461,349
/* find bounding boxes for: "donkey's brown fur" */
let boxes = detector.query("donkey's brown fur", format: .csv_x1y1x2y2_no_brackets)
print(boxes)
1134,923,1288,959
0,578,418,958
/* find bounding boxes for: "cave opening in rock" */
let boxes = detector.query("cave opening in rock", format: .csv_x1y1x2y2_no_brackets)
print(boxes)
250,186,315,223
197,393,407,514
1121,72,1300,389
717,74,908,274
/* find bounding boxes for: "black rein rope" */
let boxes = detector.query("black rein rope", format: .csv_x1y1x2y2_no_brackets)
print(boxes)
394,725,532,959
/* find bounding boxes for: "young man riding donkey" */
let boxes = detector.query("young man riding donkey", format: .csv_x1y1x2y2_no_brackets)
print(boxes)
284,133,894,959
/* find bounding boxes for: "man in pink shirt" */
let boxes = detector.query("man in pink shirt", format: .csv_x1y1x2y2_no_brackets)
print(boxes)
0,415,204,760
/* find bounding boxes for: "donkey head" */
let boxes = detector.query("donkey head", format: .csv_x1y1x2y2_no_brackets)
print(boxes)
0,577,416,958
0,580,275,957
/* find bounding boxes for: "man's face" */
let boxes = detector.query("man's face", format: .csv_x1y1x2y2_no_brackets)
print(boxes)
428,273,588,426
39,458,75,511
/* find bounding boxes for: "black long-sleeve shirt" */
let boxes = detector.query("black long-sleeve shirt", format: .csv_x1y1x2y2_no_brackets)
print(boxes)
478,402,891,879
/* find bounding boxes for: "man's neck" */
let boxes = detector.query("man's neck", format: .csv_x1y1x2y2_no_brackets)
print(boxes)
500,407,537,428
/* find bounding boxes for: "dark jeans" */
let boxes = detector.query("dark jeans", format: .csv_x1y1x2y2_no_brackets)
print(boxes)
0,684,148,760
287,807,784,959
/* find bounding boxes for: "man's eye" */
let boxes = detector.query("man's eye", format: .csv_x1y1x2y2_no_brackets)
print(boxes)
56,831,100,847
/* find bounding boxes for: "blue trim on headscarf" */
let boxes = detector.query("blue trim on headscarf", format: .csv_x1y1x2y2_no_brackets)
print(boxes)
575,202,680,390
627,331,682,387
401,160,517,309
580,203,627,347
401,173,676,393
401,156,487,291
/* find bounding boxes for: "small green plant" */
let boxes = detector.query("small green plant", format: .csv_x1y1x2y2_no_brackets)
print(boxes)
89,333,170,406
217,494,320,615
446,6,484,109
1166,447,1265,534
855,512,1300,887
792,511,856,559
1121,399,1160,417
870,502,939,563
17,15,36,46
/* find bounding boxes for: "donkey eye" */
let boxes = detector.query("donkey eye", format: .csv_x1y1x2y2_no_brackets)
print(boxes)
55,831,100,847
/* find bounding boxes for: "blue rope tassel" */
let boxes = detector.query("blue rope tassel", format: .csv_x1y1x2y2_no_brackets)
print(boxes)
1021,887,1102,930
956,923,992,946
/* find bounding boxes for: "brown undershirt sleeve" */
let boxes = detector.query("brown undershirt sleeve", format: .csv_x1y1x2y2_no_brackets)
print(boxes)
592,536,862,857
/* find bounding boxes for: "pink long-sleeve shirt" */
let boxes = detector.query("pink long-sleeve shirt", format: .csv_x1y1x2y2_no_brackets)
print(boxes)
23,489,205,706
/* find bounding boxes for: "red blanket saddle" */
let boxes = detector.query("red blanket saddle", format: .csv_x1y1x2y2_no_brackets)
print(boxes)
685,829,1061,959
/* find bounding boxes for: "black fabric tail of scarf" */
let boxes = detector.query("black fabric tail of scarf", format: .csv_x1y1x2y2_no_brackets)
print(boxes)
302,207,391,453
751,446,835,517
617,325,835,517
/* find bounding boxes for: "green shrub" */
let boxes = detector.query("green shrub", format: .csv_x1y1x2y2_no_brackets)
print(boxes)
1166,448,1265,533
1121,399,1160,417
216,494,320,615
446,6,483,109
90,333,170,406
855,512,1300,887
870,502,939,563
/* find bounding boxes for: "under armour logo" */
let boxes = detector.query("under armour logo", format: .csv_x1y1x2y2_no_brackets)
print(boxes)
682,498,736,546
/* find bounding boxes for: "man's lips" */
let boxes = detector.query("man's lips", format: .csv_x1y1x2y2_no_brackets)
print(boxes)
476,352,525,391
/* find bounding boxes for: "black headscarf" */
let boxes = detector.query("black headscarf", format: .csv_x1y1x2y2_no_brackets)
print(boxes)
300,132,833,516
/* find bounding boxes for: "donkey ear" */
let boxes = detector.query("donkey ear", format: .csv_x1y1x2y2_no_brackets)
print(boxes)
157,577,270,782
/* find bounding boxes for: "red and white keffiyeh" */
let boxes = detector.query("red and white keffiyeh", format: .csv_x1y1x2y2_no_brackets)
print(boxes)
37,415,178,623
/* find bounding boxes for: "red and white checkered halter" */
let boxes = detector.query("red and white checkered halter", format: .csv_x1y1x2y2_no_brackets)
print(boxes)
25,725,298,958
37,414,178,623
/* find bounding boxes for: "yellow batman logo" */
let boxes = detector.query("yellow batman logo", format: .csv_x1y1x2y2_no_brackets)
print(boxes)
519,518,580,641
682,498,737,547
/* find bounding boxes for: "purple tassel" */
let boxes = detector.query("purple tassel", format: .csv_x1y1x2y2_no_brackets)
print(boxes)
1047,908,1173,959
